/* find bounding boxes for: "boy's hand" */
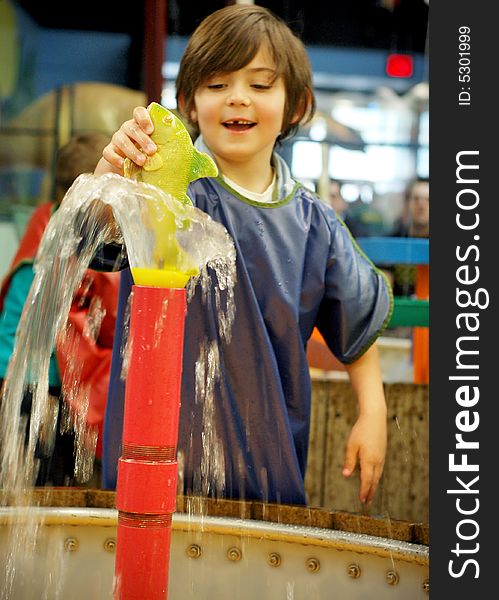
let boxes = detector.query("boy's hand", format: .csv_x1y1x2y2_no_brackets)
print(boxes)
95,106,157,175
342,409,387,505
342,343,387,505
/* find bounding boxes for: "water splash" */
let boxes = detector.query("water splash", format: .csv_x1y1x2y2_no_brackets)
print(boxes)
0,172,237,596
82,294,106,344
196,340,226,499
119,292,133,382
394,415,411,465
153,297,169,349
57,322,97,482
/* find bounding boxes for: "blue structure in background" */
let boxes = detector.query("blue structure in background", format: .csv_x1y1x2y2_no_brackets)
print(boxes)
30,30,426,99
357,237,429,265
357,237,429,328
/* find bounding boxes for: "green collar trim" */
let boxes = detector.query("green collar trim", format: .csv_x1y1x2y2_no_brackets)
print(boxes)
215,176,299,209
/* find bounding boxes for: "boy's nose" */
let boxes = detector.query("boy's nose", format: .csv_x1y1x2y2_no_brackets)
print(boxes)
226,92,251,107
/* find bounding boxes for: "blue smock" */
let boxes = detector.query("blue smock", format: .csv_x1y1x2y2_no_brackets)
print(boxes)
101,149,392,505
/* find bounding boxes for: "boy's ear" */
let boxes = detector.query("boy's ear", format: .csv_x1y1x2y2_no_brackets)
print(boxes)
290,89,313,126
177,92,194,121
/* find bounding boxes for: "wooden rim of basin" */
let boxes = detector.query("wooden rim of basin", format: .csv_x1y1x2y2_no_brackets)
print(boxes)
0,488,429,548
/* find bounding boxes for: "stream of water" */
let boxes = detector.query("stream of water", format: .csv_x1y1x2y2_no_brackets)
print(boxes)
0,172,237,597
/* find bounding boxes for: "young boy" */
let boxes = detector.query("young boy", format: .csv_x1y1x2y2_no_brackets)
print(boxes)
96,5,392,506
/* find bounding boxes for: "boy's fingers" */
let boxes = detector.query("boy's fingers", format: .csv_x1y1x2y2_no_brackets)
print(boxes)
101,146,124,171
133,105,154,135
100,106,156,171
121,120,156,156
365,473,379,505
342,445,358,477
360,461,384,504
109,128,146,166
359,465,375,504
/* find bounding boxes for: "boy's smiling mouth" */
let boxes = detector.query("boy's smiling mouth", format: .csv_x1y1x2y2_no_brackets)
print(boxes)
222,119,256,132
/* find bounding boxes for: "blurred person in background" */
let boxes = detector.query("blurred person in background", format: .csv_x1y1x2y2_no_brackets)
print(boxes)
325,179,371,237
327,179,385,238
386,176,429,384
390,176,429,296
326,179,348,215
0,132,119,486
392,176,429,238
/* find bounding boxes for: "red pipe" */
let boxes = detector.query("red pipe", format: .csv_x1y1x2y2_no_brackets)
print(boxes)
114,285,186,600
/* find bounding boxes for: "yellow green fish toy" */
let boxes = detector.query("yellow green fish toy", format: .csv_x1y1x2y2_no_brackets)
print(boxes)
124,102,218,288
124,102,217,204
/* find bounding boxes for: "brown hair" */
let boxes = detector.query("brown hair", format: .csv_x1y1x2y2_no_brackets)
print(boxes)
176,4,315,141
55,132,110,198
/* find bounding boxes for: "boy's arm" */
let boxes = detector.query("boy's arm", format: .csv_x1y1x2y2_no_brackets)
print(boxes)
343,342,387,504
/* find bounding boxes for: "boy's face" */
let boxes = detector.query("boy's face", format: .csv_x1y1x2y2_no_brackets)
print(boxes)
191,46,286,172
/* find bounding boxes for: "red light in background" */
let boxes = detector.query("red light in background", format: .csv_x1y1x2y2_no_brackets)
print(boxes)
386,54,414,78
